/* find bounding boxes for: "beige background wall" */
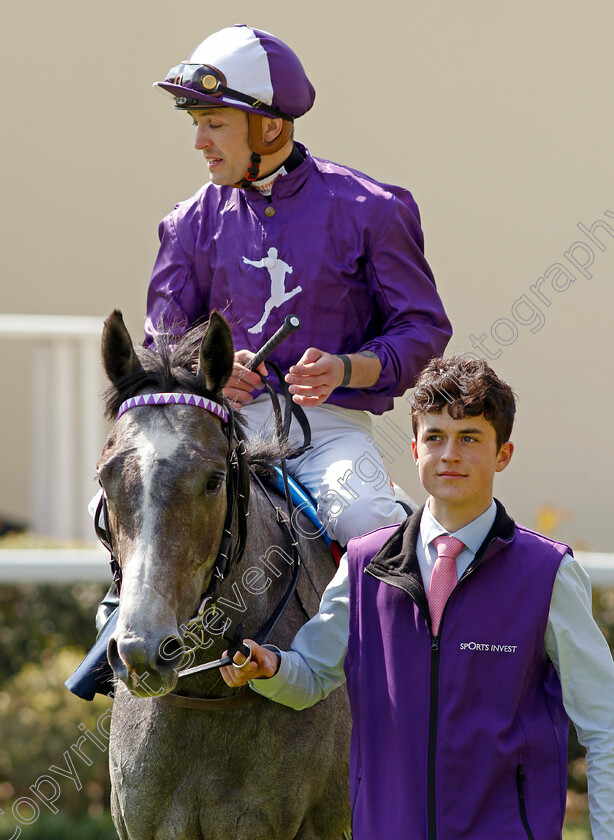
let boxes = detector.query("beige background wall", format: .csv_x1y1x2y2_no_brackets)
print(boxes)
1,1,612,549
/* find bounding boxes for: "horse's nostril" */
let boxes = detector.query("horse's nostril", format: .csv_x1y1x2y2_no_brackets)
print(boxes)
110,635,153,673
156,635,185,674
107,637,128,678
108,631,183,683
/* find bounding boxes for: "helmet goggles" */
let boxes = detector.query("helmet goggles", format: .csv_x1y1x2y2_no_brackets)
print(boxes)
164,62,294,122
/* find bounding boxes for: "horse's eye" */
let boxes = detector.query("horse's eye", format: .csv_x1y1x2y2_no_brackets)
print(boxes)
205,474,224,495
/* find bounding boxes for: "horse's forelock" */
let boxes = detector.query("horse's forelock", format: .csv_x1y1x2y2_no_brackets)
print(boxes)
102,322,214,420
102,319,289,470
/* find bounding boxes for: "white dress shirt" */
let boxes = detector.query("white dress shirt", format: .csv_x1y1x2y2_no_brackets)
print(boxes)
251,501,614,839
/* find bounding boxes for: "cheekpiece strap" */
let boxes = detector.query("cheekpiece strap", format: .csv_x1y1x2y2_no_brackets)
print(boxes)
117,392,228,423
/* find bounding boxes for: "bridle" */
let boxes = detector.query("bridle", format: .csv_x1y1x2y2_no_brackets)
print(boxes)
95,390,250,606
96,370,312,709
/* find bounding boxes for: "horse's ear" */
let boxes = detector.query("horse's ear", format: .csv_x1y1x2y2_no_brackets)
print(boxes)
197,311,234,394
102,310,142,384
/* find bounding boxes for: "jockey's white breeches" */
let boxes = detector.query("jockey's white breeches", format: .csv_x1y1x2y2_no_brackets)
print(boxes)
241,395,407,546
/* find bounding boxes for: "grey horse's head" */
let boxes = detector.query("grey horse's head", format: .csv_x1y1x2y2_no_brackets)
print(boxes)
98,310,235,697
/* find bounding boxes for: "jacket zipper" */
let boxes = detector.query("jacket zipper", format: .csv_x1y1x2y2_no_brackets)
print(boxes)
516,764,536,839
369,532,504,840
427,633,440,840
426,556,486,840
368,572,444,839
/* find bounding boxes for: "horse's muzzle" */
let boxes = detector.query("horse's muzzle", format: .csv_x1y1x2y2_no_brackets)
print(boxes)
108,632,185,697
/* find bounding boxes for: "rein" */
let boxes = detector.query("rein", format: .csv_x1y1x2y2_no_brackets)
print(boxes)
97,372,312,711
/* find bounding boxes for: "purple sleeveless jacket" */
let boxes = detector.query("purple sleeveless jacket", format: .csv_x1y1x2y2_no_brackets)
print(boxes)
344,502,570,840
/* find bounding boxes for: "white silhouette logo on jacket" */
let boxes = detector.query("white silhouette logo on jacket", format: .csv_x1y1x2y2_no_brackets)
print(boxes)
243,247,302,334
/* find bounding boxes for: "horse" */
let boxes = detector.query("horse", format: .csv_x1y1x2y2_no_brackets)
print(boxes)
97,310,351,840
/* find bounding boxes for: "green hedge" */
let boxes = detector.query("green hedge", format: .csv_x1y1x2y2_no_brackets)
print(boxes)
2,578,611,838
0,584,114,839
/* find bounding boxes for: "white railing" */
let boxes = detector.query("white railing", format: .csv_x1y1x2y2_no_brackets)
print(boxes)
0,314,107,540
1,313,613,583
0,549,612,585
0,548,110,582
575,552,614,586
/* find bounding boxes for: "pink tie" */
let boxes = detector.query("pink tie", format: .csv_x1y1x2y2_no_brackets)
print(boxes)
428,535,465,635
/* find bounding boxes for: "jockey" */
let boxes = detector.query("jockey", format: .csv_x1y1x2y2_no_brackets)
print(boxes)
146,23,452,547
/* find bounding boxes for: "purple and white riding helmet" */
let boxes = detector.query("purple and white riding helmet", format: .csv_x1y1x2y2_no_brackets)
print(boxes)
154,24,315,182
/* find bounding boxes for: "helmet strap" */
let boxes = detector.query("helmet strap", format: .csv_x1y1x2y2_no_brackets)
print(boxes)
245,152,262,183
234,113,294,189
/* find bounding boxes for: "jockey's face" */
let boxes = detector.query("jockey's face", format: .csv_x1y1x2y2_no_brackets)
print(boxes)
189,107,251,186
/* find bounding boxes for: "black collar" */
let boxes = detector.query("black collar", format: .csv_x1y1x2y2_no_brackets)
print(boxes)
277,142,305,174
247,143,305,192
365,500,516,610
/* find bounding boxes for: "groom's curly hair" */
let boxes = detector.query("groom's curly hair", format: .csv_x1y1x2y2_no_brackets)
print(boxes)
410,356,516,449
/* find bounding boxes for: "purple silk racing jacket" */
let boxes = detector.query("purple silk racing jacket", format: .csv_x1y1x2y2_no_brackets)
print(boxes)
145,144,452,413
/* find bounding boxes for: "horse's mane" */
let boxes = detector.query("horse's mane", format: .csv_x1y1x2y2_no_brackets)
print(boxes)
103,320,288,473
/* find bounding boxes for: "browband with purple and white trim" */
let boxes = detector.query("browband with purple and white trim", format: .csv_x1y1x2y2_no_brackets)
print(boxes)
117,392,228,423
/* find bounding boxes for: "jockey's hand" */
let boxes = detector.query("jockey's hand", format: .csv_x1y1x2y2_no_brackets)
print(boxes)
285,348,345,407
220,640,280,687
223,350,268,408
